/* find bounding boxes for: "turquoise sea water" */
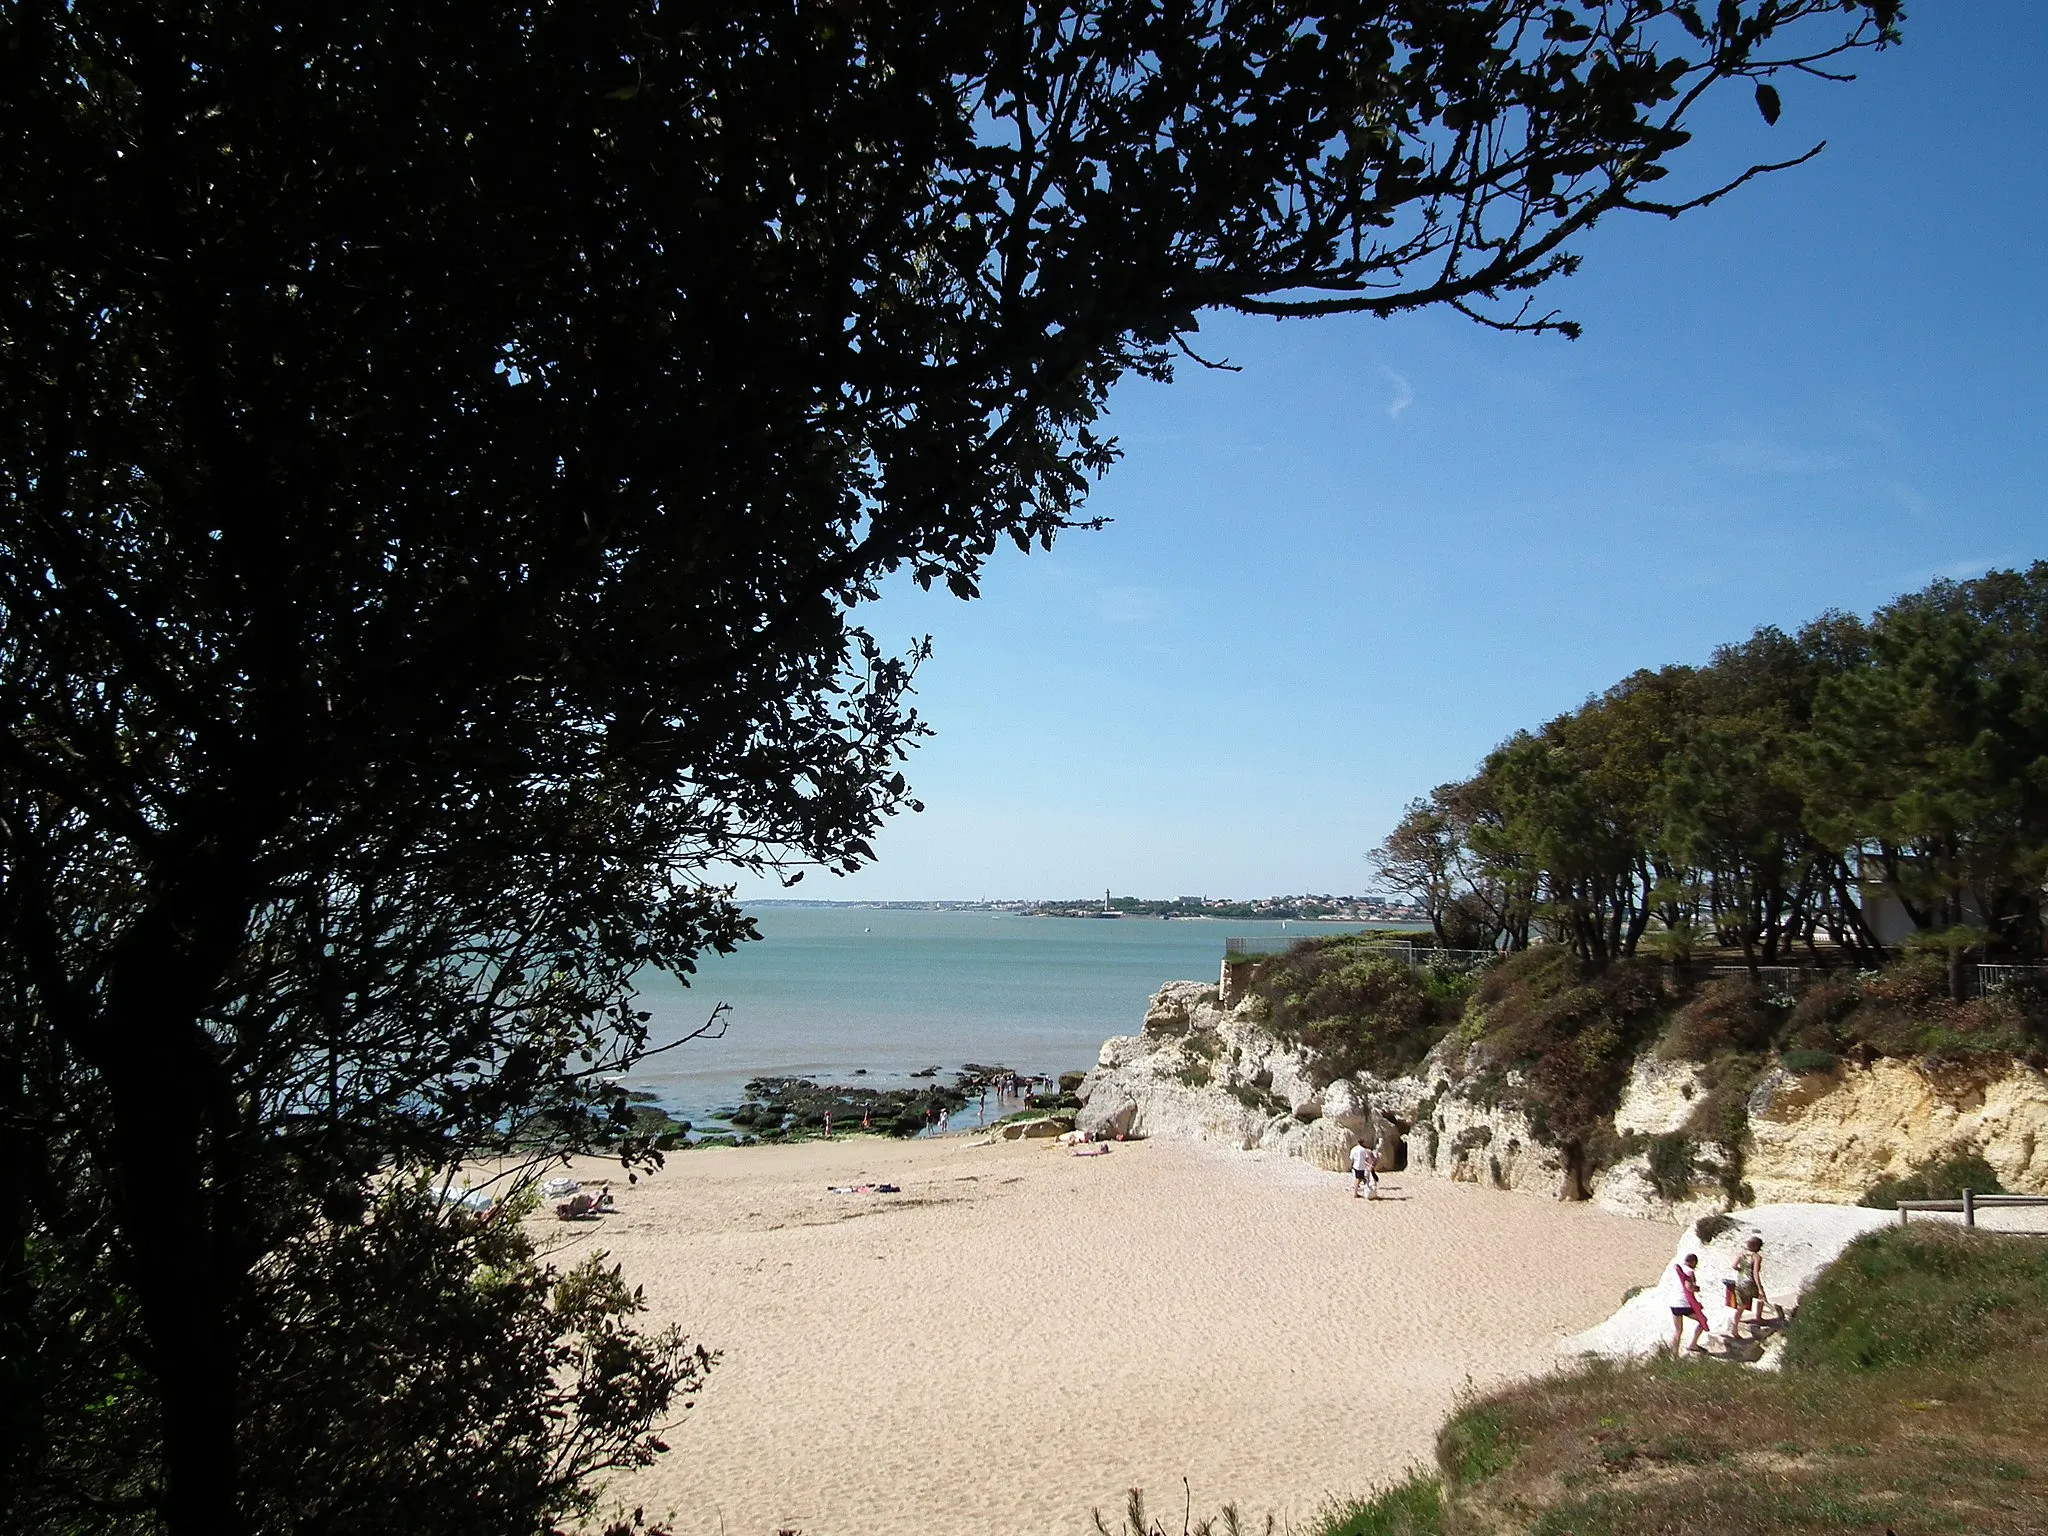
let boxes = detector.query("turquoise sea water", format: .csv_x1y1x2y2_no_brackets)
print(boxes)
625,905,1421,1128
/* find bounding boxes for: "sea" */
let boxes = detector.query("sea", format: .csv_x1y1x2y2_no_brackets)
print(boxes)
623,904,1424,1132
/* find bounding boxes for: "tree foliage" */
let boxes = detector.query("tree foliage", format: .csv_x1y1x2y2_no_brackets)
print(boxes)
1375,566,2048,973
0,1,1898,1530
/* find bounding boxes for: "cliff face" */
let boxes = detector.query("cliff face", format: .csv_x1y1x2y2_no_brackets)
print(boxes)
1075,980,1422,1171
1081,980,2048,1218
1746,1056,2048,1204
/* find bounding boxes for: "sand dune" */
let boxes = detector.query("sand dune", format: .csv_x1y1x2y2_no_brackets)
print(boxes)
537,1135,1675,1536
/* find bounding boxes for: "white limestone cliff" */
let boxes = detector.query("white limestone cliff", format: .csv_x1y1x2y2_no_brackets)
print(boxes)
1081,979,2048,1221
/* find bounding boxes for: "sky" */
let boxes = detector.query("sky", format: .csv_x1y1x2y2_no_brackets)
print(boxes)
734,4,2048,906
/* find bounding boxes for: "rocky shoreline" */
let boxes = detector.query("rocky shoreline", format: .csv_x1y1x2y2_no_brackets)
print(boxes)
1074,978,2048,1219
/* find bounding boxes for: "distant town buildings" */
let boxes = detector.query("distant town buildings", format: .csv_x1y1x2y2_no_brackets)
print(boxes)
1020,893,1423,921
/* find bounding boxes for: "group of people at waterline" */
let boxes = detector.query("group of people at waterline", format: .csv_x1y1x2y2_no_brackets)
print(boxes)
1669,1238,1771,1352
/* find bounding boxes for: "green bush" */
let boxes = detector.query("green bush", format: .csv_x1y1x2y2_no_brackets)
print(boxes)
1778,1047,1838,1074
1245,939,1469,1080
1784,1224,2048,1371
1858,1146,2006,1210
1643,1131,1696,1201
1308,1472,1441,1536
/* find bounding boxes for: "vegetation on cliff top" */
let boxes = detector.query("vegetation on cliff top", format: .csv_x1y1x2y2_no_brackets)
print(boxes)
1237,934,1474,1080
1239,935,2048,1204
1304,1223,2048,1535
1374,565,2048,986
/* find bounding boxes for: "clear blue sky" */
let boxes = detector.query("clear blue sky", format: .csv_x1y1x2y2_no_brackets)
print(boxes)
736,4,2048,905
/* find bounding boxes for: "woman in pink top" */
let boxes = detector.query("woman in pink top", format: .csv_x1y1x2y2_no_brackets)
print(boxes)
1669,1252,1710,1354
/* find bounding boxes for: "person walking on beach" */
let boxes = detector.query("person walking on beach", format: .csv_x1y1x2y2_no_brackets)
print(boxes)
1349,1139,1379,1200
1727,1236,1767,1338
1670,1253,1710,1354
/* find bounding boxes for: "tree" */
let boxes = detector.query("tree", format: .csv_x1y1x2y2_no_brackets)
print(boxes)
8,1172,709,1536
0,2,1900,1530
1476,667,1694,965
1799,564,2048,996
1654,618,1876,973
1373,777,1529,949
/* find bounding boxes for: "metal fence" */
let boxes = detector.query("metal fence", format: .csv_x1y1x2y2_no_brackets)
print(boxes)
1221,939,2048,991
1976,962,2048,996
1224,935,1502,973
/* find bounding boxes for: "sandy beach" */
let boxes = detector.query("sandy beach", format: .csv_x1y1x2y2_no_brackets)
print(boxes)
530,1134,1676,1536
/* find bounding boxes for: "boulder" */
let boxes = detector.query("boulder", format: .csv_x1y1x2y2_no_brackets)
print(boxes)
1614,1056,1709,1138
1076,1097,1138,1141
1143,980,1220,1036
1095,1035,1146,1071
1320,1079,1372,1137
1592,1154,1723,1225
1268,1054,1322,1116
1290,1117,1360,1173
998,1115,1076,1141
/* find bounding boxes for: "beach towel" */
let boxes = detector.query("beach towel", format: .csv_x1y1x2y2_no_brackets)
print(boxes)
1673,1262,1708,1326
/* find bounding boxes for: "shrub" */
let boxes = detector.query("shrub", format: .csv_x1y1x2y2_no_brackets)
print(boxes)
1660,976,1777,1060
1681,1056,1762,1206
1784,1224,2048,1371
1247,939,1469,1081
1783,972,1859,1052
1778,1048,1839,1074
1463,949,1673,1192
1644,1132,1697,1201
1775,956,2042,1064
1858,1146,2006,1210
1308,1473,1441,1536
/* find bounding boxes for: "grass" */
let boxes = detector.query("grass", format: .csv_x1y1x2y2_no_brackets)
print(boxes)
1307,1473,1441,1536
1186,1225,2048,1535
1785,1220,2047,1370
1416,1224,2048,1533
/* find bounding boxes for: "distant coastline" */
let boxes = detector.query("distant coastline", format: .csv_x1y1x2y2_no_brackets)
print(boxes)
744,894,1426,923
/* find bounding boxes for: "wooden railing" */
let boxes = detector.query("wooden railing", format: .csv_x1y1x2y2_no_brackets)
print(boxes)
1223,936,1502,971
1896,1190,2048,1227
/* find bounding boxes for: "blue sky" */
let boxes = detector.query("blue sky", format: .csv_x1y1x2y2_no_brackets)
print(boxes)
737,4,2048,905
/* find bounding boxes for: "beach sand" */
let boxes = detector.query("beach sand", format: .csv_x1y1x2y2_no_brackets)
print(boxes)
536,1135,1675,1536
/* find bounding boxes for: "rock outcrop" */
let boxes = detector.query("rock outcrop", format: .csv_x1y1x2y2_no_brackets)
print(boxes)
1563,1204,1898,1365
1746,1056,2048,1204
1075,980,1417,1167
1083,979,2048,1220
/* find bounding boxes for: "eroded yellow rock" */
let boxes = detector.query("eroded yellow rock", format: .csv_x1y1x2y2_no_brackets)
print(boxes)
1746,1057,2048,1204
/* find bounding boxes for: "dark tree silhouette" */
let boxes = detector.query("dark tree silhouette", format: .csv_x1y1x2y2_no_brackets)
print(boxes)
0,2,1897,1531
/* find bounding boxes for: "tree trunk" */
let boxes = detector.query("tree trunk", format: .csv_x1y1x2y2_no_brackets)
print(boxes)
104,1043,244,1536
0,1023,36,1471
1947,883,1970,1004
